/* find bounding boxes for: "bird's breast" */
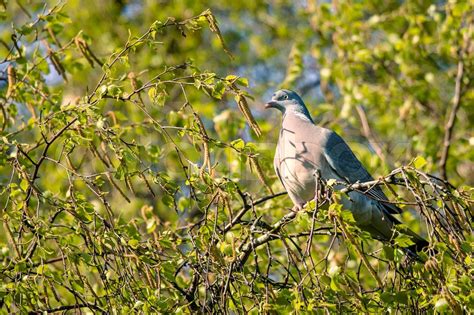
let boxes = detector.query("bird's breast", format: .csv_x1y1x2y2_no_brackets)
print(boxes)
276,132,321,202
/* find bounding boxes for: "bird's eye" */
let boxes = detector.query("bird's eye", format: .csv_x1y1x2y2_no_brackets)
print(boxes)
281,94,288,100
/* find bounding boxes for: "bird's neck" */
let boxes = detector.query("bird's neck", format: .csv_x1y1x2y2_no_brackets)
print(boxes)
283,109,314,124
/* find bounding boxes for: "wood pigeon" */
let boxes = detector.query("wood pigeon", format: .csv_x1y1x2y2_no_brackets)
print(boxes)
266,89,428,252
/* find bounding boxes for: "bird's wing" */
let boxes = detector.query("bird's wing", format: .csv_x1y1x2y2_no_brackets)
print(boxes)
323,131,402,214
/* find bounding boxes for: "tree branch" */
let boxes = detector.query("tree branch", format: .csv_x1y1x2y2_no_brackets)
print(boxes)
355,105,390,168
223,191,286,233
33,302,103,314
439,59,465,180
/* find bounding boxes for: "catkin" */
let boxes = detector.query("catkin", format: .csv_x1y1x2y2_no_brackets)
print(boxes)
235,93,261,137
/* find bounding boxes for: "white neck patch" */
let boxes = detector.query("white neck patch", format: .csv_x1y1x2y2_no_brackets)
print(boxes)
295,112,312,121
285,111,312,123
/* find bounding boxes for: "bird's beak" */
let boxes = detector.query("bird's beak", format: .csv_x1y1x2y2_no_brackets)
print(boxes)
265,100,278,109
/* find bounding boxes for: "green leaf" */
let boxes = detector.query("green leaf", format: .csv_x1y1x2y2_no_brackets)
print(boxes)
380,292,394,303
394,234,415,248
225,74,238,81
128,239,139,248
147,86,167,106
341,210,355,223
394,291,409,305
212,81,225,99
115,163,126,180
383,246,394,260
146,219,157,234
148,86,157,101
413,156,427,169
19,179,29,192
236,77,249,87
320,275,331,285
107,84,123,97
434,298,449,312
36,265,46,275
330,278,341,291
219,242,233,256
231,138,245,150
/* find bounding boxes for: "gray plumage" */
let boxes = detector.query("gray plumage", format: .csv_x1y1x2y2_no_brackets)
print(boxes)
266,89,427,251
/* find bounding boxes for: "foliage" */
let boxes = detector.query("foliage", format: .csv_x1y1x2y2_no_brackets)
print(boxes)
0,0,473,313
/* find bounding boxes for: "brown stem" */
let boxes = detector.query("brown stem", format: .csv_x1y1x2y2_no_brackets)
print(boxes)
355,105,389,167
335,215,383,288
439,59,464,180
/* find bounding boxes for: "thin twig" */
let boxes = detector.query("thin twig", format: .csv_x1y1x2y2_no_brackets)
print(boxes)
355,105,389,167
439,59,465,180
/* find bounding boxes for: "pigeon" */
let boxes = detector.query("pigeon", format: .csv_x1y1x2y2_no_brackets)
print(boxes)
265,89,428,252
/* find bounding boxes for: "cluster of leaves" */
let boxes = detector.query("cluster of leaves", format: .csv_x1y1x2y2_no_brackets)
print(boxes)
0,0,472,313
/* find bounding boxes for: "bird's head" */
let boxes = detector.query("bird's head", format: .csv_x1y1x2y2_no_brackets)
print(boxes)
265,89,313,121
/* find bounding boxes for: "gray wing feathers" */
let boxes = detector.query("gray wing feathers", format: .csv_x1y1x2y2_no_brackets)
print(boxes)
324,132,402,214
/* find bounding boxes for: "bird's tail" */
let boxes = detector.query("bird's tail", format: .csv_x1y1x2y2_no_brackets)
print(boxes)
401,228,435,262
383,211,432,257
407,237,430,253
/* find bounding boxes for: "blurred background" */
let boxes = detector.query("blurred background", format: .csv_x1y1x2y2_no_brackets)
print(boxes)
1,0,473,228
1,1,473,313
3,0,472,173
